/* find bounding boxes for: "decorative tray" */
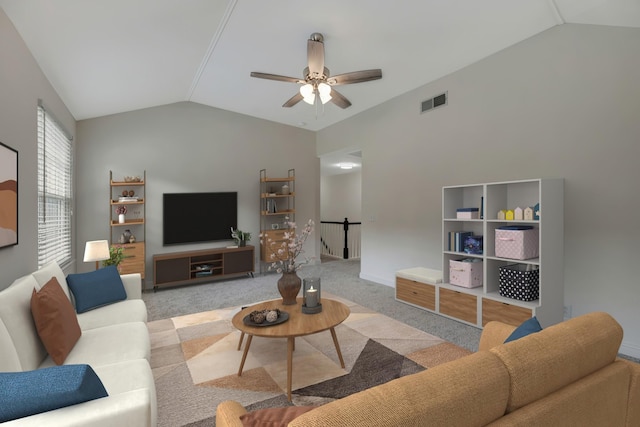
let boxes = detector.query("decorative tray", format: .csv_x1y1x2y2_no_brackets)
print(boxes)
242,309,289,327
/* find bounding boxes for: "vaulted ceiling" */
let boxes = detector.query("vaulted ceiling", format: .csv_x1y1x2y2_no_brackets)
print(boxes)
2,0,638,136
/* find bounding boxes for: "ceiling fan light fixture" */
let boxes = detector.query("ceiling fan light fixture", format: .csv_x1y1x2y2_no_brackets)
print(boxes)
250,32,382,111
318,82,332,104
300,83,315,104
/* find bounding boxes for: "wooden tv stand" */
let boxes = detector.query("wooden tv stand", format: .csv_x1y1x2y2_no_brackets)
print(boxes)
152,245,254,290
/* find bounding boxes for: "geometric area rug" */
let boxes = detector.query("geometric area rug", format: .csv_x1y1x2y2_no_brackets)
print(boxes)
148,293,472,427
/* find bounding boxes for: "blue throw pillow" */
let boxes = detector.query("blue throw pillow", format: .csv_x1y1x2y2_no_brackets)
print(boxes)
504,316,543,343
0,364,108,422
66,266,127,313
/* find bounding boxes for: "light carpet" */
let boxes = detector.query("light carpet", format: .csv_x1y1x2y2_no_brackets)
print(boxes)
149,292,471,427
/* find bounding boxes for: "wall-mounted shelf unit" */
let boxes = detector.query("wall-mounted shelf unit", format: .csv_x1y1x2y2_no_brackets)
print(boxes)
397,178,564,328
259,169,295,273
109,170,146,278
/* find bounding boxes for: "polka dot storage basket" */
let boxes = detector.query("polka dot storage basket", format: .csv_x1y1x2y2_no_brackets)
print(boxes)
498,264,539,301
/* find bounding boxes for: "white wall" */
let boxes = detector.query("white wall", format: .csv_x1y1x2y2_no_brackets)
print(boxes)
75,102,319,287
317,24,640,358
0,9,76,287
320,171,362,222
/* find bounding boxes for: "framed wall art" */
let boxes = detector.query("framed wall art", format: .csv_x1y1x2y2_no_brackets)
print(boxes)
0,142,18,249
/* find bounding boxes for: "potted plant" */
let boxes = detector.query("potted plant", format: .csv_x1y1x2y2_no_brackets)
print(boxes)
231,228,251,247
102,246,125,270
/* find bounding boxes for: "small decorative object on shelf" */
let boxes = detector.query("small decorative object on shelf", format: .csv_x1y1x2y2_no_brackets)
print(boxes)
533,203,540,220
281,184,289,195
261,218,314,305
231,228,251,247
116,205,127,223
514,207,523,220
464,235,483,255
302,277,322,314
524,207,534,220
456,207,479,219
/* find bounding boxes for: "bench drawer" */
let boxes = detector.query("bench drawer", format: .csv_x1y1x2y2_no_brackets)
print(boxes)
396,277,435,310
482,298,533,326
439,288,477,324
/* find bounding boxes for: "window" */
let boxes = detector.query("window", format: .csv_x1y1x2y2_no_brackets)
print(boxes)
37,104,73,268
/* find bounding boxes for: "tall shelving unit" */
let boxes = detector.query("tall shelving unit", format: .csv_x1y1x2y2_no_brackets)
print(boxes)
109,171,146,279
396,178,564,328
259,169,295,274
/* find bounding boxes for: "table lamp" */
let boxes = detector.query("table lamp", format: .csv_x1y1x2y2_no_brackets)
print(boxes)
83,240,110,270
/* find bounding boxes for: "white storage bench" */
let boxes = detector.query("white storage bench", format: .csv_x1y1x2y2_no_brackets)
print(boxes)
395,267,442,311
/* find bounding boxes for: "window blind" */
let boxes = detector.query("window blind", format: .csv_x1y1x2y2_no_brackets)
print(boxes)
37,105,73,269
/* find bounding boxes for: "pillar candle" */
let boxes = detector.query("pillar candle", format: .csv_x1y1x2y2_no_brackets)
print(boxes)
306,287,318,308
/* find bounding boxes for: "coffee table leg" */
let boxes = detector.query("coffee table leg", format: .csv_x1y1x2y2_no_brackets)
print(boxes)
287,337,294,401
237,334,253,376
237,332,245,350
330,327,345,368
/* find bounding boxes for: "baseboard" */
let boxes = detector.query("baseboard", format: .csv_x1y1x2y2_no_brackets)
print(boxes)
359,272,394,288
619,341,640,360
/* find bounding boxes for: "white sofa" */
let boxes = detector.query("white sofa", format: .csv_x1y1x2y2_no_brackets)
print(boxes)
0,261,156,426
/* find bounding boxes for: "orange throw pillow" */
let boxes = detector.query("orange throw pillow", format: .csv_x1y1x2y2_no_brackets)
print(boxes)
240,406,316,427
31,277,82,365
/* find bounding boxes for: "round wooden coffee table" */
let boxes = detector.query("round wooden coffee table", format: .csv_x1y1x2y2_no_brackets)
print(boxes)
232,298,350,401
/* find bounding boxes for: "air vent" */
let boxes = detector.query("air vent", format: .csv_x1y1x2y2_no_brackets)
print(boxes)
421,92,447,113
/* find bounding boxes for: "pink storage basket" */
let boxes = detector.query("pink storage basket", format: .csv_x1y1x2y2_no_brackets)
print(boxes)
449,259,483,288
495,227,539,260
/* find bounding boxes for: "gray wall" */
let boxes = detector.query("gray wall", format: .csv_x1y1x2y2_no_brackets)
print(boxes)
0,9,76,282
317,24,640,357
75,102,319,286
321,171,362,222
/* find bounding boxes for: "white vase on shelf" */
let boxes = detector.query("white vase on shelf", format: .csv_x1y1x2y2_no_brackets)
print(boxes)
118,214,125,224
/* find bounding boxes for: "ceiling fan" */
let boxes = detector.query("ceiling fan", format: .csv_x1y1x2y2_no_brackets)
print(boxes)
250,33,382,109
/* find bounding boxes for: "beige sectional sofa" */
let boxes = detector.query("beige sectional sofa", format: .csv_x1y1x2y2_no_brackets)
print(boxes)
217,311,640,427
0,261,156,426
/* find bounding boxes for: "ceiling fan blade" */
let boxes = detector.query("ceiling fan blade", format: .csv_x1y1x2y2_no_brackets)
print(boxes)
250,72,302,84
329,88,351,109
328,69,382,85
307,38,325,78
282,92,304,108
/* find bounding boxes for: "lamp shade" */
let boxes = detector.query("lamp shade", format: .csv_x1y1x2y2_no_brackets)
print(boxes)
299,83,315,105
83,240,110,263
318,83,332,104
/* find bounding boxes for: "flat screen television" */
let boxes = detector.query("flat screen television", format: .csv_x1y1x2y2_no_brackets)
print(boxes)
163,192,237,245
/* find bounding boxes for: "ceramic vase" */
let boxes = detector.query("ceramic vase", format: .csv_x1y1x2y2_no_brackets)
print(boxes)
277,271,301,305
118,214,125,224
